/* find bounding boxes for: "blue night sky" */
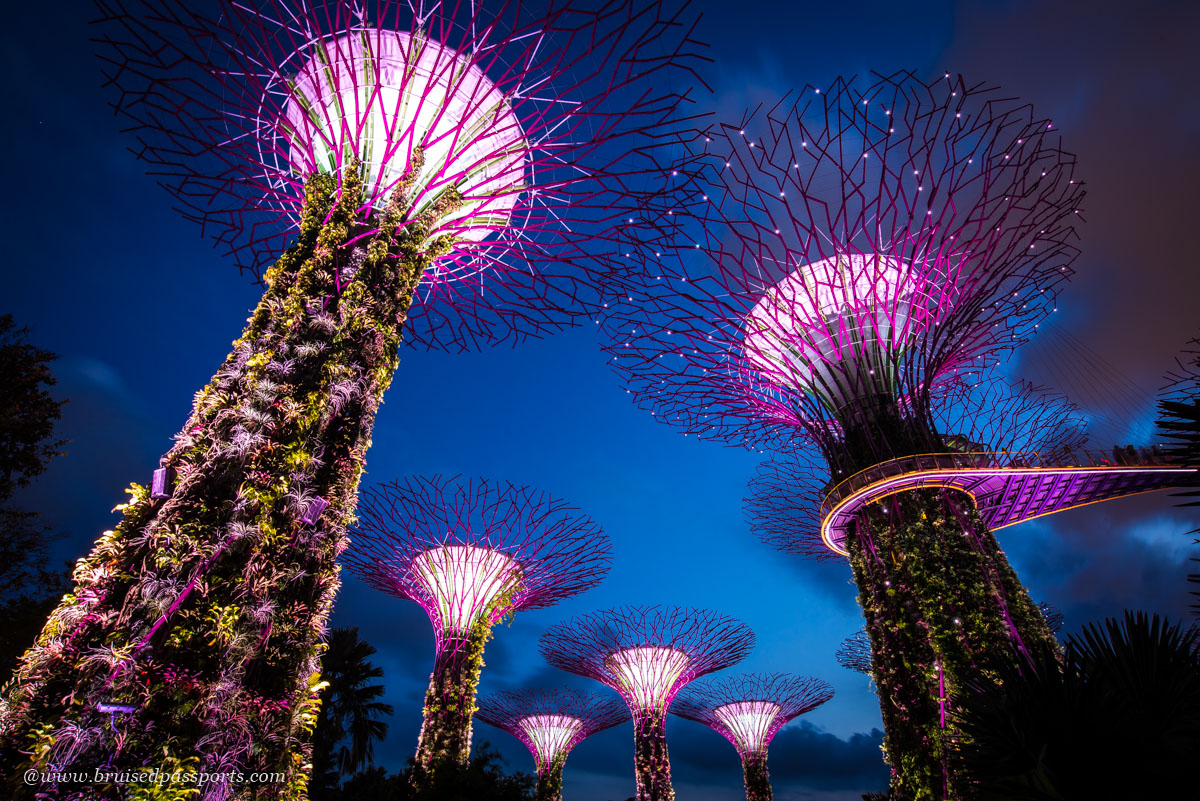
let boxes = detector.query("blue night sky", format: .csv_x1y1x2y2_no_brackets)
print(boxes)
4,1,1200,799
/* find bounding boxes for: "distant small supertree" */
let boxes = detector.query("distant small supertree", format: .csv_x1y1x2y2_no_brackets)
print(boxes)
0,1,700,794
540,606,754,801
345,476,611,786
475,688,629,801
671,673,833,801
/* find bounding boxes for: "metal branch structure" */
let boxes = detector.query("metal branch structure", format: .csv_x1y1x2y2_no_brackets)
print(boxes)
344,476,611,784
835,630,874,676
0,1,701,796
540,606,754,801
596,72,1197,799
670,673,833,801
475,688,629,801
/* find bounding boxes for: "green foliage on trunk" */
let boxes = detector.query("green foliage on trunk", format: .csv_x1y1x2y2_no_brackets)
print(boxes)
846,488,1055,801
0,158,461,799
633,709,673,801
740,751,772,801
533,753,565,801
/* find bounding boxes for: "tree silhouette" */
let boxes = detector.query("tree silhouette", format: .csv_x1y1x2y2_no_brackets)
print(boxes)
953,611,1200,800
0,314,69,683
311,627,394,798
1157,340,1200,614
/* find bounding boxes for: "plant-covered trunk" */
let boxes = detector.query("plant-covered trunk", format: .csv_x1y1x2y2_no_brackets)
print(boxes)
740,751,771,801
535,753,567,801
412,623,492,788
846,487,1056,801
633,708,674,801
0,162,456,800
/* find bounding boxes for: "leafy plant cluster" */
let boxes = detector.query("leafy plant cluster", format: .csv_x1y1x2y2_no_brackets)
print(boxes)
0,157,461,800
846,488,1056,801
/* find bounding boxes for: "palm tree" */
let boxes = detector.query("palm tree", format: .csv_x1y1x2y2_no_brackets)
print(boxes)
953,611,1200,800
1157,340,1200,615
311,627,394,798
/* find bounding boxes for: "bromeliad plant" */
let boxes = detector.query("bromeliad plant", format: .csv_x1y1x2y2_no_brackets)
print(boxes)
0,1,702,797
344,476,611,789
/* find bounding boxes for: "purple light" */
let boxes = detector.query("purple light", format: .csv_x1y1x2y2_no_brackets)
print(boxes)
475,688,629,773
347,476,610,653
409,545,521,634
606,646,691,710
712,700,780,754
671,672,834,756
280,30,526,245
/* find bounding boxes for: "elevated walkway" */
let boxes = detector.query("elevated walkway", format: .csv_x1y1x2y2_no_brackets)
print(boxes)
819,448,1197,555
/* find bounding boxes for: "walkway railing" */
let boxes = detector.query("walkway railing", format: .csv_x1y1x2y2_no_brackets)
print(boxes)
820,446,1178,520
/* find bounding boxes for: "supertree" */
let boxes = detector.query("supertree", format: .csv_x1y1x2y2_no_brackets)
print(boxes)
670,673,833,801
0,0,701,795
540,606,754,801
475,688,630,801
344,475,611,785
602,72,1094,799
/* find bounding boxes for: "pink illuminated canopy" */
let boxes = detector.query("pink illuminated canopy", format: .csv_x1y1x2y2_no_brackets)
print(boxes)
282,29,526,241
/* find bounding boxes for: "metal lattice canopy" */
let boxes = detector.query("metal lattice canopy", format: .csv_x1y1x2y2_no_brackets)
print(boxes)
95,0,707,349
345,476,611,650
539,605,755,716
670,672,833,755
603,71,1084,472
475,688,629,768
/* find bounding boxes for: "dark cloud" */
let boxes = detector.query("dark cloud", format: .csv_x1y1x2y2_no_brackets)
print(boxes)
670,717,888,794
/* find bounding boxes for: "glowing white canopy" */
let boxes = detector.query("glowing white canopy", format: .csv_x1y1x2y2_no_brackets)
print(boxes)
410,544,521,633
742,253,926,407
284,29,528,240
713,700,781,755
518,714,584,764
606,646,690,709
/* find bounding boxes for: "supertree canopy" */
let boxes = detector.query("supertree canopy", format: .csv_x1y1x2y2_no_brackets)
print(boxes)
540,606,754,801
475,688,630,801
604,72,1087,800
344,475,611,784
671,673,833,801
0,1,700,797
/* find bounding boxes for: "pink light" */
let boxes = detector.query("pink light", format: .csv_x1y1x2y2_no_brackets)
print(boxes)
606,646,690,709
283,29,527,242
518,714,584,764
410,544,521,633
713,700,781,754
741,252,941,407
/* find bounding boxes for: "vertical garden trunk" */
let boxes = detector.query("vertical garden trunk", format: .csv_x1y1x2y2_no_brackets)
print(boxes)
740,751,772,801
535,753,567,801
846,487,1056,801
0,163,458,800
412,623,491,788
633,709,674,801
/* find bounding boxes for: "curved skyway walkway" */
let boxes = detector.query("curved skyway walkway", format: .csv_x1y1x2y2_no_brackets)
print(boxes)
819,448,1197,555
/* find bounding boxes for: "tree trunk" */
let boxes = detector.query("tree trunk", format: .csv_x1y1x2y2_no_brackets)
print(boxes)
535,753,567,801
0,163,456,800
633,708,674,801
846,487,1056,801
412,623,491,787
740,750,772,801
